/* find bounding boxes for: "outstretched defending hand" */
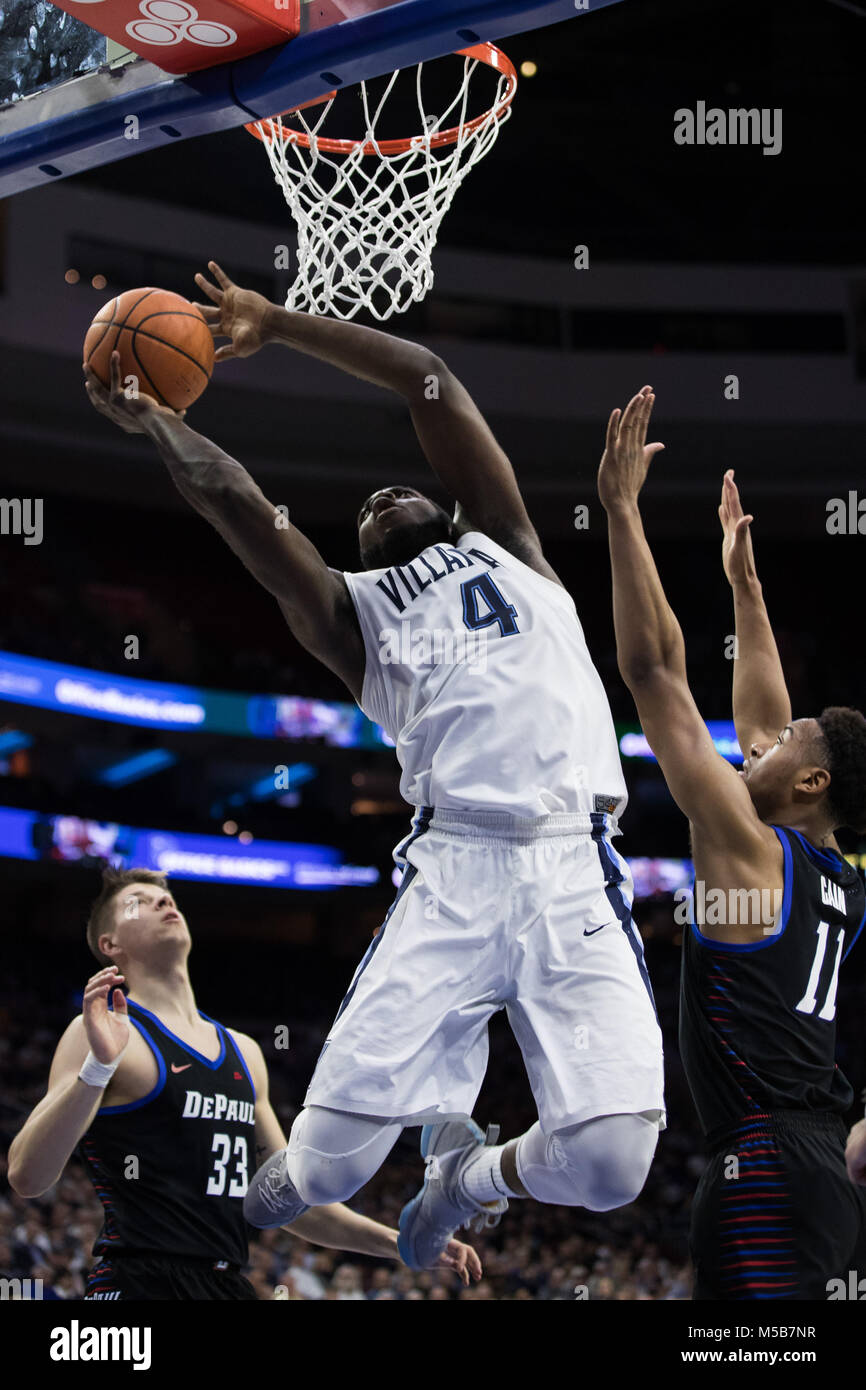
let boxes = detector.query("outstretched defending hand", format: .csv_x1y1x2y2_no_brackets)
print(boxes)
434,1236,483,1286
82,965,129,1066
719,468,757,588
597,385,665,512
84,351,185,434
194,261,273,363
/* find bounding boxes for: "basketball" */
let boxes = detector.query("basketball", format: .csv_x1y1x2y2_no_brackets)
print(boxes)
83,287,215,412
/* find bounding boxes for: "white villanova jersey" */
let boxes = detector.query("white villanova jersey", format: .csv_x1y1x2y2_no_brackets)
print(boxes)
343,530,627,822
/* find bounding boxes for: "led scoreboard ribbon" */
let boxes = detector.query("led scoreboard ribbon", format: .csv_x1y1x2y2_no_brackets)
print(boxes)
0,804,379,889
0,649,390,747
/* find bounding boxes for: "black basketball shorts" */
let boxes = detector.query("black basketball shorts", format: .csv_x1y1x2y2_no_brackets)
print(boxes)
84,1253,258,1301
690,1110,866,1301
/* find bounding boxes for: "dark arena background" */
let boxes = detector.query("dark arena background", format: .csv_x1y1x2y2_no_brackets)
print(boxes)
1,0,865,1353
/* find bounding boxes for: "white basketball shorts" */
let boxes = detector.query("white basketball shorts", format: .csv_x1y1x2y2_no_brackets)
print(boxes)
304,808,666,1134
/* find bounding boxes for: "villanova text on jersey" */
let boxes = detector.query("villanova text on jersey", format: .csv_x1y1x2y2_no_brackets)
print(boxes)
344,531,628,822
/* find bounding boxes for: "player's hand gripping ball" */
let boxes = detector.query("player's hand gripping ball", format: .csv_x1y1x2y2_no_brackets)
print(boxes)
83,287,214,411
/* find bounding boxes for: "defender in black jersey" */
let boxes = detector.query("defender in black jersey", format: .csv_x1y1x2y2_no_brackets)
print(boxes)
599,390,866,1300
681,826,866,1299
7,868,481,1299
80,997,257,1298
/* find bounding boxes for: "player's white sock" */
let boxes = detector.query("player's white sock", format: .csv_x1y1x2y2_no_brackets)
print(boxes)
460,1143,520,1202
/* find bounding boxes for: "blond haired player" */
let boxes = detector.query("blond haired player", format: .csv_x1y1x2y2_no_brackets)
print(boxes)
8,868,479,1299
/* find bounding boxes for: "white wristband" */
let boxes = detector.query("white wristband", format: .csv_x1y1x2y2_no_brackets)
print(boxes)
78,1050,121,1089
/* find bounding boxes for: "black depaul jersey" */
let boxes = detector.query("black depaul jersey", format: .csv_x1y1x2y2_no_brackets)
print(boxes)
680,826,865,1139
80,1001,255,1264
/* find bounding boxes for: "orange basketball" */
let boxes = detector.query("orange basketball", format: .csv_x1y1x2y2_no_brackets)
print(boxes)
83,288,214,412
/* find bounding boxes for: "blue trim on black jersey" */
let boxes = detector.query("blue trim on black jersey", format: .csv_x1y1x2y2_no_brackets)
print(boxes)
687,827,793,954
782,825,846,872
126,999,225,1069
772,825,866,963
99,1016,167,1115
590,815,658,1018
208,1017,257,1101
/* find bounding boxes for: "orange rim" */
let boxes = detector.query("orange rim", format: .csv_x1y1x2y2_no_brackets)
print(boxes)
244,43,517,157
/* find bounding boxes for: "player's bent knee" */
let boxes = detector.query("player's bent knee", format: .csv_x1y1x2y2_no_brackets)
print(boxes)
290,1152,358,1206
516,1111,659,1209
578,1150,646,1212
568,1112,659,1211
287,1106,402,1206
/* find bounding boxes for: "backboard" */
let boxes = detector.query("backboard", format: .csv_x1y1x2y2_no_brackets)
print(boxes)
0,0,625,199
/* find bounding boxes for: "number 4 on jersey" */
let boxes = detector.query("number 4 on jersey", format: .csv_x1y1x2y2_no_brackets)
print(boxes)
461,573,520,636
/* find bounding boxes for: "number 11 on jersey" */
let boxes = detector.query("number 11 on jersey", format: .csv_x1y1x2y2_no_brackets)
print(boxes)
796,921,845,1021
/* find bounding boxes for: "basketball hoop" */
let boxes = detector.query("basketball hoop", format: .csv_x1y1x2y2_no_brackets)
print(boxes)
245,44,517,321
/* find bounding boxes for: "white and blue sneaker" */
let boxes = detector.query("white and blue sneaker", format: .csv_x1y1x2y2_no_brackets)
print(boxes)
243,1147,310,1229
397,1118,508,1269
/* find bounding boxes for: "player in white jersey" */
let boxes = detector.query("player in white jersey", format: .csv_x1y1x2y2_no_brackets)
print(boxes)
85,262,665,1270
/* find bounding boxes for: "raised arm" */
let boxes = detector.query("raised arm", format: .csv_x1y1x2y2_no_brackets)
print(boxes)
84,352,364,702
719,469,792,754
407,366,559,582
597,388,772,864
195,263,558,585
8,967,129,1197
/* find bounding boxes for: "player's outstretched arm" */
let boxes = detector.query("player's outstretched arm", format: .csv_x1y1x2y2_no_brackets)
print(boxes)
406,365,559,583
8,967,129,1197
285,1205,481,1284
194,262,431,391
598,389,774,863
84,353,364,701
719,469,792,755
236,1032,481,1285
195,263,559,585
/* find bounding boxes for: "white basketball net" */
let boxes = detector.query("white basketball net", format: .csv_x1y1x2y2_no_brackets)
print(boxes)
251,49,516,321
